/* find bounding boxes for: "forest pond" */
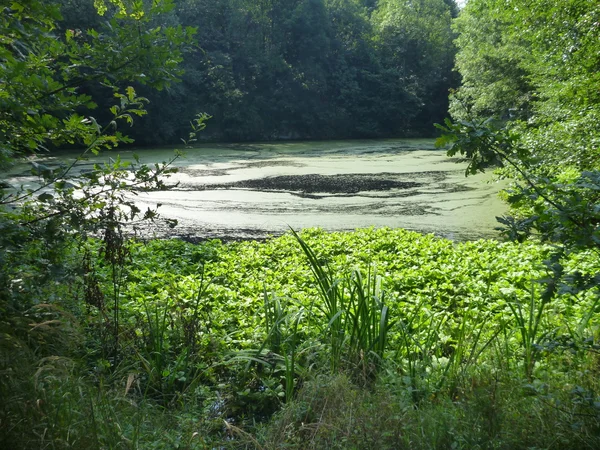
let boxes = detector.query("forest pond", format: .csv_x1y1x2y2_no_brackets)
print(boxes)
7,139,507,241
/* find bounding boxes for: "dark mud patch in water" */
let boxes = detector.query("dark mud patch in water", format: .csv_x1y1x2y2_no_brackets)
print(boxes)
243,160,305,169
208,173,423,195
6,139,507,242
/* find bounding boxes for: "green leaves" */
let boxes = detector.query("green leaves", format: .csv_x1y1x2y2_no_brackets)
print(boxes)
435,117,527,176
451,0,600,170
181,113,211,147
0,0,195,165
111,88,149,127
0,4,200,383
104,227,600,410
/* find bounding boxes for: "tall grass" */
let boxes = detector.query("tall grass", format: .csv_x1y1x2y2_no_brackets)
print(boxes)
292,229,394,381
504,283,553,379
230,292,306,404
395,303,446,402
260,292,306,402
441,309,503,393
346,267,394,379
291,229,346,372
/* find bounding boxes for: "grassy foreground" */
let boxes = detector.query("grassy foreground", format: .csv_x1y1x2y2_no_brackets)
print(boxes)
2,227,600,449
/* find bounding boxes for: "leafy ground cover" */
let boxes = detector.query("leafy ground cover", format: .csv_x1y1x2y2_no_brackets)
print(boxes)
2,227,600,449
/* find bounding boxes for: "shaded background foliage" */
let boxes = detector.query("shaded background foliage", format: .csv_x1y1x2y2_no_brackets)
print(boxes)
56,0,459,144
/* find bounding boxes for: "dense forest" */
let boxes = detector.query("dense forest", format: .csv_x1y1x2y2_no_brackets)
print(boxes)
2,0,600,449
57,0,459,143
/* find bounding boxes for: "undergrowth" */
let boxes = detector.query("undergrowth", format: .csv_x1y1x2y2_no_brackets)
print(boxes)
2,227,600,448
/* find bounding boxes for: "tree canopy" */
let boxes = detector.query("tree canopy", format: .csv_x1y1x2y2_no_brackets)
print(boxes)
0,0,196,320
450,0,600,170
0,0,196,164
438,0,600,247
51,0,459,144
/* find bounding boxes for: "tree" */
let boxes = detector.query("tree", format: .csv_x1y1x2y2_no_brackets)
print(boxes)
0,0,196,335
60,0,460,143
1,0,195,161
371,0,457,133
450,0,600,169
439,0,600,247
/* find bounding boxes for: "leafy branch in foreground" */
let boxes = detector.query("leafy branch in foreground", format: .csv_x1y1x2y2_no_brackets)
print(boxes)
0,0,198,373
0,0,195,168
435,117,600,249
436,116,600,411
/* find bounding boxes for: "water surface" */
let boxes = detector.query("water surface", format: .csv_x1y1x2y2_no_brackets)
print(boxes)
5,139,507,241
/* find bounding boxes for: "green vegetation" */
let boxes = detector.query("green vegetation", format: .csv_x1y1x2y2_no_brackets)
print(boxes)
53,0,458,143
450,0,599,171
442,0,600,244
3,229,600,448
3,0,600,448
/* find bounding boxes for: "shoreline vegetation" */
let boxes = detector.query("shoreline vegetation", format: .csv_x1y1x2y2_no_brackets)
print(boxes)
3,228,600,448
2,0,600,448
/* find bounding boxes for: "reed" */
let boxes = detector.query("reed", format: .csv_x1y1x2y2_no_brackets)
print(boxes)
292,229,394,381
